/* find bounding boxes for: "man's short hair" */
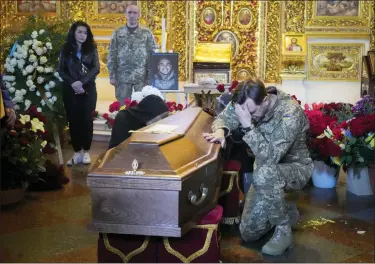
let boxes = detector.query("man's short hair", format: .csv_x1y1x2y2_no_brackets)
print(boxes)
231,77,267,105
126,3,138,12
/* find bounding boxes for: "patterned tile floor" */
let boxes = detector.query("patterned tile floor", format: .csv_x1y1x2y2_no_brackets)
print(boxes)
1,141,374,263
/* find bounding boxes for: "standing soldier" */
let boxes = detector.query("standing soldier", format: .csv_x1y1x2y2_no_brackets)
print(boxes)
107,4,156,105
203,78,313,256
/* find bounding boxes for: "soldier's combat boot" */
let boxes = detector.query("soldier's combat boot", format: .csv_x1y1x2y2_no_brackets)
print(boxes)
261,224,294,256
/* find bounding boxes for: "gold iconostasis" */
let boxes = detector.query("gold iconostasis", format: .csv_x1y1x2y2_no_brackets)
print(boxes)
1,1,374,83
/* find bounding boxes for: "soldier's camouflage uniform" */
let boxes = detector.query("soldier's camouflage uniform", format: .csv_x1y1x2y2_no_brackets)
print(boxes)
212,90,313,241
107,25,156,103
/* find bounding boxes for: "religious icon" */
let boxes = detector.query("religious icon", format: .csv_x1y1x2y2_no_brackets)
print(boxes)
150,53,179,91
98,1,137,14
202,7,216,26
236,69,251,81
214,30,239,59
17,0,57,13
316,0,359,17
238,8,252,26
286,38,303,52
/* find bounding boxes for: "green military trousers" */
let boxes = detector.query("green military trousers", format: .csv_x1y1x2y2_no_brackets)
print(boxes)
239,163,313,241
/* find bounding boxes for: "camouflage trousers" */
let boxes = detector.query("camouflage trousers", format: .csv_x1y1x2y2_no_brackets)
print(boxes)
239,163,313,241
115,82,145,105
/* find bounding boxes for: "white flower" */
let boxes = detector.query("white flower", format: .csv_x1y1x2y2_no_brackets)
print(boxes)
24,99,31,110
9,87,16,93
45,92,52,98
31,31,38,39
26,65,34,73
39,29,45,35
46,42,52,49
36,91,41,97
52,96,57,102
26,80,34,87
10,58,17,67
43,47,47,53
20,89,27,95
48,81,56,88
5,82,12,89
35,47,44,56
29,86,36,92
48,98,54,104
141,85,162,98
22,70,28,76
58,77,63,82
23,40,31,46
29,49,34,54
17,59,26,69
44,84,50,90
2,75,16,82
37,66,44,73
39,56,47,64
12,82,16,86
41,100,46,106
33,61,38,67
44,67,53,73
37,76,45,84
37,107,42,112
27,75,33,81
131,91,144,103
14,105,20,111
29,54,37,63
54,72,60,78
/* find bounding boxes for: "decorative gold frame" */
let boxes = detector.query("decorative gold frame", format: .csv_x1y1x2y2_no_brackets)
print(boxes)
201,7,218,29
236,7,253,29
15,1,61,17
153,30,168,50
307,43,364,81
282,33,306,55
96,39,111,77
305,1,371,35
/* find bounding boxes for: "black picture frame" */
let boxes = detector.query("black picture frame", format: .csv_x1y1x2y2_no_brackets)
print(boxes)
150,53,179,91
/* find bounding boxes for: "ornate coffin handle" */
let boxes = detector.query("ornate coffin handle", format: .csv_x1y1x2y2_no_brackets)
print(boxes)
188,184,208,206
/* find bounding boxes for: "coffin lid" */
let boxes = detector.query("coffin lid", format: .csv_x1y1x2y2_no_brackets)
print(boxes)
88,107,220,187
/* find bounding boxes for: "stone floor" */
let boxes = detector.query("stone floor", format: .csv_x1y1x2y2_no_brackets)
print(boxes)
0,141,374,263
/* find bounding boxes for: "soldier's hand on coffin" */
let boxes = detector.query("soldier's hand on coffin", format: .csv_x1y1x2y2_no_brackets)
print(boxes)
202,129,226,148
234,103,252,128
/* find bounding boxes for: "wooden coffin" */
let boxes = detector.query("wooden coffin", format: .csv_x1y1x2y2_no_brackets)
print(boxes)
87,107,222,237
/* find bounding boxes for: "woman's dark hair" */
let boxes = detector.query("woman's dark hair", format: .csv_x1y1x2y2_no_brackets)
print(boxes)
63,21,96,56
231,77,267,105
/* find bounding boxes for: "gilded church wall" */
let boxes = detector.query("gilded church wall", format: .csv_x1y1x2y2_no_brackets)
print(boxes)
1,1,374,83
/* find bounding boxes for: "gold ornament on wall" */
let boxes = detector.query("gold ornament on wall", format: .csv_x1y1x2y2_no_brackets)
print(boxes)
307,43,364,81
96,39,110,77
284,0,305,33
305,1,371,35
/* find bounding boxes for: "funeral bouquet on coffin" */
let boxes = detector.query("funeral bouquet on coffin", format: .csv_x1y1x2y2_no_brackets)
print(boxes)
95,85,184,129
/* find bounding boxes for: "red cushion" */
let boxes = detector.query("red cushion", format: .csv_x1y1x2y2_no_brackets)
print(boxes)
223,160,241,171
197,205,223,225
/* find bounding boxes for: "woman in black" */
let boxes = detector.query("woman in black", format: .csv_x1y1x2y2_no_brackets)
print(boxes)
58,21,100,166
108,95,169,149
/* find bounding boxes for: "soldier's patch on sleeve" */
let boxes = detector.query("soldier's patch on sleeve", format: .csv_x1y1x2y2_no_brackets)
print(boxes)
282,112,296,121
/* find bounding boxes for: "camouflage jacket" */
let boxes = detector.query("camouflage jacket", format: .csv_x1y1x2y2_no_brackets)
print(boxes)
107,25,156,84
212,90,312,167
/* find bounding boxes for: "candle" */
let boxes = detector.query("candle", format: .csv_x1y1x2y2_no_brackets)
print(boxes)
161,17,166,53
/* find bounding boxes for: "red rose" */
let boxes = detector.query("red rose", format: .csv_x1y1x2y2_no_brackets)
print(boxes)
109,101,121,113
176,104,184,111
108,118,115,127
9,130,18,137
14,120,24,132
18,137,29,146
102,113,109,119
217,84,225,93
123,98,131,106
229,80,239,93
129,100,138,107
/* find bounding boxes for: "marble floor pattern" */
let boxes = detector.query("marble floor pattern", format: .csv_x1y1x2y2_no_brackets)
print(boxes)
0,141,374,263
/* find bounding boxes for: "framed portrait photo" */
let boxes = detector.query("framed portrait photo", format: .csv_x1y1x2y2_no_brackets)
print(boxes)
282,33,306,55
150,53,179,91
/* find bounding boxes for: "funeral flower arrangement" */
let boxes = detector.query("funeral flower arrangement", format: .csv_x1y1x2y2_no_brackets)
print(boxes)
95,86,184,129
303,97,375,169
2,16,71,132
1,105,63,190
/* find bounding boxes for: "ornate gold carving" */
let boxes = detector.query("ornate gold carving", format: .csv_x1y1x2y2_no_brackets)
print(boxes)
305,1,371,34
65,1,86,22
96,40,110,78
284,0,305,33
146,1,167,32
170,1,188,81
264,1,281,83
370,1,375,50
307,43,364,81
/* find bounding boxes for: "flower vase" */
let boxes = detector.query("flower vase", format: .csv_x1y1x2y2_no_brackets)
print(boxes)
346,166,373,196
312,160,339,188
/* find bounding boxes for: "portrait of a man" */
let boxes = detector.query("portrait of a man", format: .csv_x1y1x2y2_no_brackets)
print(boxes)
98,1,137,14
150,53,179,91
316,0,359,16
17,0,56,13
238,8,252,26
214,30,239,59
286,38,303,52
202,7,216,25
